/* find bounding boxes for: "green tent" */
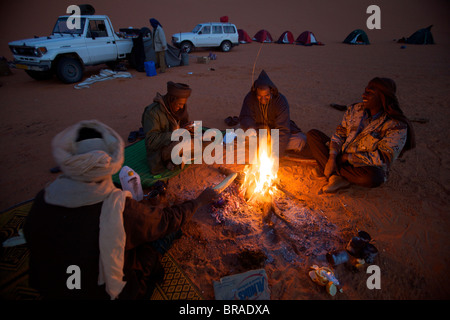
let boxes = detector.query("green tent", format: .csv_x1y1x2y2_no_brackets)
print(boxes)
398,25,435,45
343,29,370,45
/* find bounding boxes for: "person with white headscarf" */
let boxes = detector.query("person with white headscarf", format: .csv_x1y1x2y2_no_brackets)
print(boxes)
24,120,217,299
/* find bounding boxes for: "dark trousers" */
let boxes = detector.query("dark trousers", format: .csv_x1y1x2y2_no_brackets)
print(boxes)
306,129,384,188
156,51,166,73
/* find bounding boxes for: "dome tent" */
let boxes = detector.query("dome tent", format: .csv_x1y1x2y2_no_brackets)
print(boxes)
252,29,273,43
343,29,370,45
238,29,253,43
398,25,435,44
276,31,295,44
296,30,324,46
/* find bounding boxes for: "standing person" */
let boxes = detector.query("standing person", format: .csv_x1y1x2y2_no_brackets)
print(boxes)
150,18,167,73
239,70,308,157
306,77,415,193
142,81,194,174
24,120,218,300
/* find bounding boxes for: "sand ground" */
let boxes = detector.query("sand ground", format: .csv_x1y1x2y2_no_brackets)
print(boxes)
0,0,449,300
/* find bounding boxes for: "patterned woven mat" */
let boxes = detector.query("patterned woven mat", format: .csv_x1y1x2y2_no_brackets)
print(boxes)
0,200,202,300
151,254,203,300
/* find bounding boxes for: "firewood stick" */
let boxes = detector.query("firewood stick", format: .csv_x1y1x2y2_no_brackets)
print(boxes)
213,173,238,193
271,202,292,226
274,183,306,204
282,156,317,164
217,166,245,184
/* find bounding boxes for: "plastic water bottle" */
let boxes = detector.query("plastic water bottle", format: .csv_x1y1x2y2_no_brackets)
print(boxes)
119,166,143,201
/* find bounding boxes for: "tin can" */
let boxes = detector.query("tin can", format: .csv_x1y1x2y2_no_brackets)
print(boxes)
326,250,350,266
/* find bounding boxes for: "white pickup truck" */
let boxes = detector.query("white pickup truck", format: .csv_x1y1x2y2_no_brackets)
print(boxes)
8,14,134,83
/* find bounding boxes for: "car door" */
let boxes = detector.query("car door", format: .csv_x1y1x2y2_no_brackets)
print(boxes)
194,24,212,47
211,25,224,46
85,19,118,64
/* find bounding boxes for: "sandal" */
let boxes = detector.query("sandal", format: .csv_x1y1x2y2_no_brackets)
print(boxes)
224,116,239,126
128,130,138,143
138,127,145,139
330,103,347,111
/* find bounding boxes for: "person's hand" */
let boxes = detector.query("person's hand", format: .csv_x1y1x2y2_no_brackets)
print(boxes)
182,121,195,133
196,187,219,206
324,157,337,178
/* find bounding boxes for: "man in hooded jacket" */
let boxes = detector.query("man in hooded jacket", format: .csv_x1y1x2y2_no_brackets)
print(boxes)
142,81,193,174
239,70,308,157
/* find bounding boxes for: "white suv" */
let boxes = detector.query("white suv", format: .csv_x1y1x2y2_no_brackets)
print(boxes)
172,22,239,53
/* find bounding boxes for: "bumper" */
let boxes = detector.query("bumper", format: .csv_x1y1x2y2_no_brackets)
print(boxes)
11,60,52,72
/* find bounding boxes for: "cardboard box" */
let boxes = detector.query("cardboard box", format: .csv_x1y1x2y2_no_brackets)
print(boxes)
197,56,210,64
213,269,270,300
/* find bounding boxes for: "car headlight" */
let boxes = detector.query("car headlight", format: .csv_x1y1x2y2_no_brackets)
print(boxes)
172,36,179,42
34,47,48,57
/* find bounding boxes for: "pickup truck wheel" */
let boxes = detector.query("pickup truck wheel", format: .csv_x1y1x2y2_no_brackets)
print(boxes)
56,57,83,83
25,70,53,81
220,41,232,52
180,41,193,53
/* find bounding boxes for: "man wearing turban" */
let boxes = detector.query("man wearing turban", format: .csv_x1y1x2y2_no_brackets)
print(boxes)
307,77,415,193
141,81,193,174
24,120,217,299
149,18,167,73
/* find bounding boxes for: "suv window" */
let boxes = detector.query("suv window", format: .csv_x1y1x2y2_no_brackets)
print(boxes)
88,20,109,38
199,26,211,34
212,25,223,34
223,25,236,34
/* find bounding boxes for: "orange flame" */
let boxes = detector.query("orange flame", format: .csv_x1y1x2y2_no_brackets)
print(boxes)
240,136,278,202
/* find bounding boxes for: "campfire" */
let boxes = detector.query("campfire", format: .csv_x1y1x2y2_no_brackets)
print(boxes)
239,135,279,204
214,133,289,225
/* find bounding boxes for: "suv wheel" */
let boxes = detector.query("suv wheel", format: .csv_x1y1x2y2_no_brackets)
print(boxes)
220,40,232,52
56,56,83,83
180,41,193,53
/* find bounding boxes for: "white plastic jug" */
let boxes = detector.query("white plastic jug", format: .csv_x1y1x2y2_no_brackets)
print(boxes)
119,166,144,201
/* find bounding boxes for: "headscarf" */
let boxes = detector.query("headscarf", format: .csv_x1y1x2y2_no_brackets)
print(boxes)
368,77,416,152
44,120,131,300
149,18,162,29
167,81,191,98
162,81,191,123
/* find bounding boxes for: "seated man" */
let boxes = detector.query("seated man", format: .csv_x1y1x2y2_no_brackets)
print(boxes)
141,81,193,174
24,120,218,300
307,77,415,193
239,70,308,157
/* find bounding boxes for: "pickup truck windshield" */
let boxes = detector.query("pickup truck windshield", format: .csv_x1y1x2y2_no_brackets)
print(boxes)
52,17,86,35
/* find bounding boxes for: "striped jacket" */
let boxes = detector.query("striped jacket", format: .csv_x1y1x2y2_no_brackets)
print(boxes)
330,103,408,177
